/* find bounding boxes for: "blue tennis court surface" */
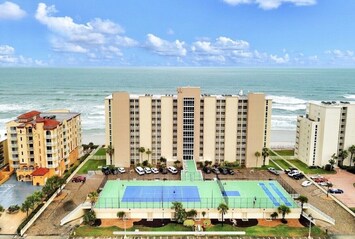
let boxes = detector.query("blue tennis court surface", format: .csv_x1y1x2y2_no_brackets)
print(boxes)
222,191,240,196
122,186,201,202
269,182,292,206
259,182,280,206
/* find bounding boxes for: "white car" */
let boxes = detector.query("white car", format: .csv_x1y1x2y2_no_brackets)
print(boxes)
288,170,299,177
301,180,312,187
117,167,125,173
144,167,152,174
135,166,145,175
151,167,159,174
168,166,178,174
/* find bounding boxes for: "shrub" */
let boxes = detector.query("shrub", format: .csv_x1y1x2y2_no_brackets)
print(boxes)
203,219,211,228
271,212,278,219
7,205,20,214
183,219,195,229
83,210,96,226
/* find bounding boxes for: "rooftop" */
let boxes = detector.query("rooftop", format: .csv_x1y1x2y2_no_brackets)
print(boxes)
31,167,49,176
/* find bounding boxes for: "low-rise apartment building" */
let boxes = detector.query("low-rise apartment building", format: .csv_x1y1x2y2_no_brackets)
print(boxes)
295,101,355,166
6,110,82,185
105,87,272,168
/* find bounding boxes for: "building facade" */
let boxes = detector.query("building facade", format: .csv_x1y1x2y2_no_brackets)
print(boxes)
0,134,9,169
105,87,272,168
295,101,355,167
6,110,82,185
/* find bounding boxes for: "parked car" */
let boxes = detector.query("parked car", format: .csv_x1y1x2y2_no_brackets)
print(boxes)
144,167,152,174
314,177,328,183
168,166,178,174
227,168,235,175
151,167,159,174
318,181,329,186
301,180,312,187
101,166,111,175
117,167,125,173
293,173,304,180
288,171,300,177
135,166,145,175
284,168,291,174
219,167,228,175
328,188,344,194
111,167,119,175
212,167,220,175
203,166,211,174
268,167,279,175
159,167,168,174
72,176,86,183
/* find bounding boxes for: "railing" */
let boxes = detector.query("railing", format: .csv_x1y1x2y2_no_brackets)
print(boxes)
306,203,335,225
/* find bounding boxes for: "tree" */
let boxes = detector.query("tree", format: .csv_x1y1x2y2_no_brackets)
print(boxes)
171,201,186,224
186,209,197,219
329,153,337,171
296,195,308,212
326,182,333,197
21,199,33,217
217,203,229,226
0,204,4,217
83,210,96,226
254,151,261,167
146,148,152,163
270,212,278,220
159,156,167,164
262,148,270,166
88,142,94,150
117,211,126,220
338,150,348,167
106,145,114,164
42,175,65,197
348,145,355,167
88,191,99,211
138,147,145,163
277,204,291,223
202,211,206,218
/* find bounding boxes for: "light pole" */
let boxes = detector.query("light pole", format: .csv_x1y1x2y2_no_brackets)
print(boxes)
123,214,126,239
308,213,313,239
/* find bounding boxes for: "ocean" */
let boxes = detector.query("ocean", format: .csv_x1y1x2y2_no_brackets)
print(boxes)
1,68,354,147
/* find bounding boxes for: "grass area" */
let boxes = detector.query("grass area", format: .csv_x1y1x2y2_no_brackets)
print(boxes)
260,161,281,170
272,159,292,170
74,224,325,237
289,159,333,174
94,148,106,156
77,159,106,174
273,149,294,156
350,208,355,213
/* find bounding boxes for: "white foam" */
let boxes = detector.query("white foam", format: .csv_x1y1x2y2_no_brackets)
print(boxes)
269,95,306,105
343,94,355,100
273,104,306,111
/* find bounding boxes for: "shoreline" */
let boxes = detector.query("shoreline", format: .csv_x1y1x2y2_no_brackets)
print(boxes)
83,129,296,149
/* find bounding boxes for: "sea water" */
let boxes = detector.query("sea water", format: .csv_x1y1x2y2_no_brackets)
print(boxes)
1,68,354,146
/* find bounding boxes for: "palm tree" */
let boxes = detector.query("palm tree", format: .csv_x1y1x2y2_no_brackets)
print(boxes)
202,211,206,218
138,147,145,163
326,182,333,197
277,204,291,223
348,145,355,167
117,211,126,220
217,203,229,226
338,150,349,167
171,201,186,223
262,148,269,166
0,204,4,217
21,200,32,217
88,191,99,211
106,145,114,165
329,153,337,171
254,151,261,167
296,195,308,212
146,148,152,163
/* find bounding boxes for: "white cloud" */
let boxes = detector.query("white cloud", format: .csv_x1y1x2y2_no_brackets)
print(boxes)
0,1,26,20
0,44,43,65
270,53,289,63
146,34,187,56
167,28,175,35
325,49,354,59
223,0,316,10
35,3,137,61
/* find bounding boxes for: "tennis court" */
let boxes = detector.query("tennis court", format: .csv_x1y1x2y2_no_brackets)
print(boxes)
96,179,297,210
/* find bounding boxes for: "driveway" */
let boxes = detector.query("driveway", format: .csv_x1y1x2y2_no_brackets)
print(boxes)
0,174,41,208
323,169,355,208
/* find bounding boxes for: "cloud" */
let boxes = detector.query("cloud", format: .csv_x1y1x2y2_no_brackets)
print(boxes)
0,1,26,20
270,53,290,63
146,34,187,56
325,49,354,59
167,28,175,35
223,0,316,10
35,3,137,61
0,44,44,65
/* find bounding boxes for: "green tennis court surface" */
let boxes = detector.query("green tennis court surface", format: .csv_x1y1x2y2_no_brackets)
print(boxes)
96,179,297,209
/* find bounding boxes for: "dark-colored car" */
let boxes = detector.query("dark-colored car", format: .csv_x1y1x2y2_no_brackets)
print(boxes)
101,166,111,175
227,168,235,175
293,173,304,180
212,167,220,175
72,176,86,183
219,167,228,175
159,167,168,174
203,166,211,174
328,188,344,194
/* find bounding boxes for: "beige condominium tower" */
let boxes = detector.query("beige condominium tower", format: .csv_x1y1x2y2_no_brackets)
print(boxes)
295,101,355,167
105,87,272,168
6,110,82,185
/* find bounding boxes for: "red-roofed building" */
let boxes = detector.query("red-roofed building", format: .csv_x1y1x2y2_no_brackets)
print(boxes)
6,110,82,185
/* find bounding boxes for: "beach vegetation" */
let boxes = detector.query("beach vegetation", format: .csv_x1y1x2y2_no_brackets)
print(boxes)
255,151,261,167
117,211,126,220
262,148,270,166
338,149,348,167
217,203,229,226
277,204,291,223
88,191,99,210
296,195,308,213
146,148,152,163
171,201,186,224
348,145,355,167
183,219,195,229
138,147,145,163
83,210,96,226
271,212,278,219
328,153,337,171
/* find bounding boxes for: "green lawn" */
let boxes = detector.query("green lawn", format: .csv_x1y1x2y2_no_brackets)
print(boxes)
77,159,106,174
260,161,281,170
272,159,292,170
94,148,106,156
74,223,325,237
273,149,294,156
288,159,334,174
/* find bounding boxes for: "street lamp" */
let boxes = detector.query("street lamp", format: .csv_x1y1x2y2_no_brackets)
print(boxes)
123,214,126,239
308,213,313,239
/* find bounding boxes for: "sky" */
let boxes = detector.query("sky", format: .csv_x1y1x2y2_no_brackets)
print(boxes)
0,0,355,67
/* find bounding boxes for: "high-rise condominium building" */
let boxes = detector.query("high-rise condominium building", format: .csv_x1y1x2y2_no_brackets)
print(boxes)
0,134,9,168
105,87,272,168
6,110,82,185
295,101,355,167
